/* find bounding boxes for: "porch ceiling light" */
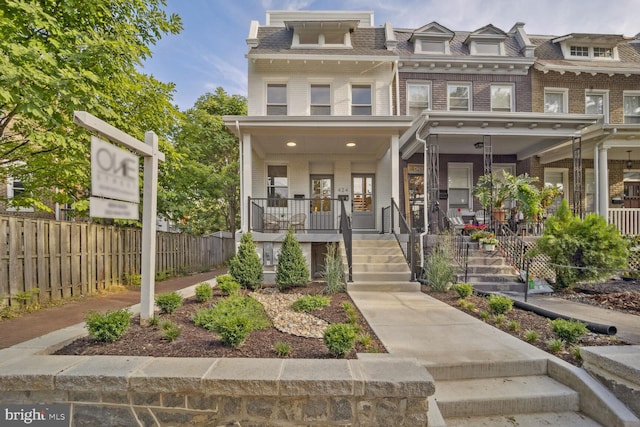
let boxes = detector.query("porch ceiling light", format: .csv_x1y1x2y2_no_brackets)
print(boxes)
286,141,297,147
474,141,484,149
627,150,633,169
346,142,356,147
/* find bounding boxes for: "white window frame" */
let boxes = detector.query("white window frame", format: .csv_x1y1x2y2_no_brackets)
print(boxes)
406,81,431,116
569,45,589,57
6,176,34,212
585,168,595,213
544,167,569,214
447,163,473,211
447,82,472,112
472,41,503,56
585,89,609,123
544,88,569,113
490,83,515,112
266,164,289,208
564,44,618,61
415,39,448,54
266,83,287,116
292,30,351,49
350,83,373,116
309,83,331,116
623,91,640,124
593,47,613,59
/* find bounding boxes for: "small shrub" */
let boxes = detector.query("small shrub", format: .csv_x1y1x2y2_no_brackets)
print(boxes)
494,314,505,325
479,311,490,321
291,295,330,312
274,341,292,357
160,320,181,342
508,320,521,332
465,302,476,311
216,274,241,296
570,345,582,360
229,232,263,290
342,302,359,325
214,314,253,347
454,283,474,299
423,238,456,291
85,309,132,343
148,316,159,327
524,330,539,343
324,323,358,357
458,299,468,308
549,318,588,343
155,292,183,314
276,229,310,290
323,243,345,294
122,272,141,288
487,294,513,315
546,338,565,353
195,282,213,302
358,332,372,348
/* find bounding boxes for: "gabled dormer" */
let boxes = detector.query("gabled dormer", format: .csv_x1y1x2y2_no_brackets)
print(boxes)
286,19,359,49
409,22,454,55
552,33,625,61
465,24,508,56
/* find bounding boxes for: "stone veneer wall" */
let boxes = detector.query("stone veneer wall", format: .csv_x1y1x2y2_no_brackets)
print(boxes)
0,353,434,427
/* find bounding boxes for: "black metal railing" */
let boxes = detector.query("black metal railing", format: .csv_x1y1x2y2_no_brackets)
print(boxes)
381,205,391,234
249,197,341,233
494,221,529,273
453,233,470,282
340,199,352,282
390,198,418,281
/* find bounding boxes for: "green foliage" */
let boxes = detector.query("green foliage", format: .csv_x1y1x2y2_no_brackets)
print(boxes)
194,282,213,302
291,295,330,313
85,309,132,343
274,341,292,357
123,273,141,288
276,229,309,290
229,232,263,290
192,295,270,348
534,200,629,288
454,283,473,299
13,288,39,307
488,294,513,315
160,320,181,342
322,243,345,294
479,311,490,321
216,274,242,296
342,302,359,325
494,314,505,325
549,318,588,343
155,292,183,314
524,330,539,343
357,332,372,348
546,338,565,353
508,320,521,332
324,323,358,357
423,234,456,291
148,316,159,327
465,302,476,311
0,0,182,216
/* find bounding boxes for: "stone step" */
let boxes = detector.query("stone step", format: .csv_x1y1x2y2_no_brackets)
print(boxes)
464,265,518,275
446,411,604,427
351,263,410,273
465,256,508,266
435,375,579,418
351,239,399,248
469,282,526,293
352,271,412,282
426,359,548,381
347,281,420,292
350,254,406,263
349,247,404,256
462,274,521,283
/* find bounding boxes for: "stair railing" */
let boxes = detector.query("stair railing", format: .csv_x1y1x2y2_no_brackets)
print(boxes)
340,199,353,282
494,221,528,273
452,232,470,283
390,198,417,281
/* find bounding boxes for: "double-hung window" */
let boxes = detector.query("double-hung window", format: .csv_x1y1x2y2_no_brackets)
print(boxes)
491,84,514,112
266,84,287,115
407,82,430,116
351,84,372,115
544,88,568,113
585,90,609,122
6,176,33,212
310,84,331,115
624,92,640,124
267,165,288,207
448,83,471,111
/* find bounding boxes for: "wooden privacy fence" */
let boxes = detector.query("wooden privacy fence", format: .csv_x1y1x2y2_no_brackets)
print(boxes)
0,216,235,307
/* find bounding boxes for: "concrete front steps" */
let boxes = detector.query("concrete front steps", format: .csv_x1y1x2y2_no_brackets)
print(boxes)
342,235,419,292
429,359,606,427
457,244,524,293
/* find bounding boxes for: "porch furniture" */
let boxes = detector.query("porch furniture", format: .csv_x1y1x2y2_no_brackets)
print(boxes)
263,213,279,232
289,213,306,232
475,210,487,225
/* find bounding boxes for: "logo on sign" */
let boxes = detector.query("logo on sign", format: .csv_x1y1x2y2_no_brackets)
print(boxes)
91,136,140,203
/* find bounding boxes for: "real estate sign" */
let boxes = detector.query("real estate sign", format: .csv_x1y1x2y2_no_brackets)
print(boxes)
91,136,140,204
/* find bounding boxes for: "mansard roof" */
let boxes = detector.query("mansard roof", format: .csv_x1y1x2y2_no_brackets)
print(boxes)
394,29,524,57
464,24,508,44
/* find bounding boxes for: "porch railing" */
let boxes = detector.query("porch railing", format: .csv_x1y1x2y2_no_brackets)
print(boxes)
340,200,352,282
609,208,640,235
390,198,418,281
249,197,341,233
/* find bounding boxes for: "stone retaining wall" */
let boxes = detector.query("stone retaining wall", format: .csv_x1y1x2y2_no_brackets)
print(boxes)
0,350,434,426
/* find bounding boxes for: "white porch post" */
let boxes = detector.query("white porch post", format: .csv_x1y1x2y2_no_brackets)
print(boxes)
391,134,399,233
597,144,609,220
241,133,253,232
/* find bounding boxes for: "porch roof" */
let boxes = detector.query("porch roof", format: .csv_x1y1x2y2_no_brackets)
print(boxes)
223,115,413,157
399,111,601,160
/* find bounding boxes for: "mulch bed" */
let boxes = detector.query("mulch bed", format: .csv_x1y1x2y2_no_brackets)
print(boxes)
54,282,386,359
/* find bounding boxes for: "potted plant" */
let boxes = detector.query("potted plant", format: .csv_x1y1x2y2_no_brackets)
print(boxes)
539,185,562,219
480,236,499,251
503,172,541,225
472,171,512,223
470,229,491,242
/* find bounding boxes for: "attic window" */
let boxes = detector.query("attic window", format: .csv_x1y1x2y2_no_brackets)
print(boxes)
418,40,446,54
475,42,500,55
594,47,612,58
570,46,589,57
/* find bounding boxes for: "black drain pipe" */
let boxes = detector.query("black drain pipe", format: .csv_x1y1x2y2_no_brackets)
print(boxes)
475,290,617,336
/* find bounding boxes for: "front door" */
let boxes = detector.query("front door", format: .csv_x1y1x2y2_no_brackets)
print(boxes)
352,174,375,229
624,182,640,208
310,175,333,231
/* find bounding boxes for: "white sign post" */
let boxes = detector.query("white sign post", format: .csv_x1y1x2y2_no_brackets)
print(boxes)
74,111,165,321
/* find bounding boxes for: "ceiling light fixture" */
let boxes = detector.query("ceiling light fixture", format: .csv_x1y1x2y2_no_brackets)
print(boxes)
346,142,356,147
627,150,633,169
286,141,297,147
474,141,484,149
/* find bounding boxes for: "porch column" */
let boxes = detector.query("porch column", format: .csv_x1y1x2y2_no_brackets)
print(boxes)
597,144,609,220
241,133,253,232
391,134,399,233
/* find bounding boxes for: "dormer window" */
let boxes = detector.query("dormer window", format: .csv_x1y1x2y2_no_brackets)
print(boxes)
475,42,501,55
594,47,613,58
465,25,507,56
287,20,357,49
419,40,446,54
553,34,623,61
410,22,454,55
570,46,589,57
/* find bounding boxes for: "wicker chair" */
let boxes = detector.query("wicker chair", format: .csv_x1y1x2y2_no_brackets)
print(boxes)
263,213,279,232
289,213,306,232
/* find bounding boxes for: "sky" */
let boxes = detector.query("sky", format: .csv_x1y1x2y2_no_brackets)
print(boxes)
141,0,640,111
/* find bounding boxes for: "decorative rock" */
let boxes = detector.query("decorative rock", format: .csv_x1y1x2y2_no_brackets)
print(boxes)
251,291,329,338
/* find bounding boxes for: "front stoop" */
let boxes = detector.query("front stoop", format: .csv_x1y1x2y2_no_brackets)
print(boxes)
342,236,418,292
458,245,524,293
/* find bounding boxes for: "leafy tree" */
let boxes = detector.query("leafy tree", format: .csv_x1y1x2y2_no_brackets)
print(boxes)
0,0,182,215
229,232,263,290
534,199,628,288
162,88,246,234
276,229,310,290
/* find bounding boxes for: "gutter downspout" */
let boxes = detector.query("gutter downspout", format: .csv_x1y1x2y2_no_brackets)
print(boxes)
235,120,244,233
394,60,400,116
415,114,429,271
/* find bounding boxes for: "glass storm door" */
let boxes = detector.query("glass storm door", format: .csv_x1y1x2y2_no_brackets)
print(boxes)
310,176,333,231
352,174,375,229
